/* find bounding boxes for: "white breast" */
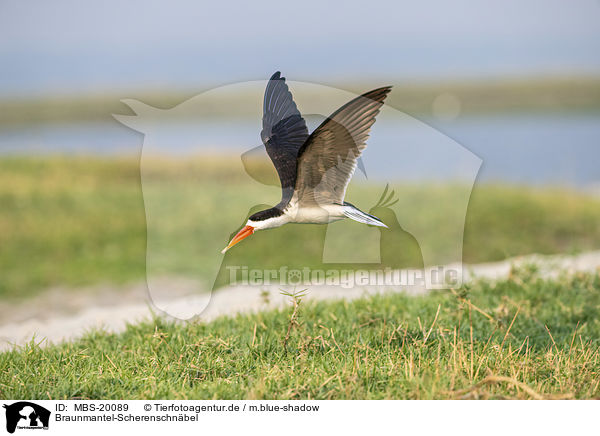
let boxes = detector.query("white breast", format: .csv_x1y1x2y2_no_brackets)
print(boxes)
283,203,346,224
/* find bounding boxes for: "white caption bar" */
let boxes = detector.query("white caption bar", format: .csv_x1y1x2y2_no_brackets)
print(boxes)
0,400,596,436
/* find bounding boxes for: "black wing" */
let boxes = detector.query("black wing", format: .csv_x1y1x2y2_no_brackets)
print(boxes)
294,86,391,206
261,71,309,207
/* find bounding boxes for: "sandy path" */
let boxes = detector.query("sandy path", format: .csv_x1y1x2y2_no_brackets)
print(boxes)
1,251,599,351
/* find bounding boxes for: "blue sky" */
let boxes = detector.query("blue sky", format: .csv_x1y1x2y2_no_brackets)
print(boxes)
1,0,599,97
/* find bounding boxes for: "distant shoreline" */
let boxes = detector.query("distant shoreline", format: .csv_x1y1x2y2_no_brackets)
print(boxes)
1,76,599,127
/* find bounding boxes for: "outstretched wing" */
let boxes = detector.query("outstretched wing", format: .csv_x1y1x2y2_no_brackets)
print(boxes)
294,86,391,206
261,72,309,206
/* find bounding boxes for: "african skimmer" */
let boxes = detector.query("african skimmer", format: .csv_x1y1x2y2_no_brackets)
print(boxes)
222,72,391,253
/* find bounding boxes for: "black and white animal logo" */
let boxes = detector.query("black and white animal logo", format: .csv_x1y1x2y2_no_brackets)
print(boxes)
3,402,50,434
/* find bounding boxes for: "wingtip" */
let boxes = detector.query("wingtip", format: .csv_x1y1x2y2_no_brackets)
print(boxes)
377,86,393,95
270,71,282,81
361,86,393,103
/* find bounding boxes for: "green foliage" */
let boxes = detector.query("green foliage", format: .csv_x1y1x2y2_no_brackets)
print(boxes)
1,271,599,399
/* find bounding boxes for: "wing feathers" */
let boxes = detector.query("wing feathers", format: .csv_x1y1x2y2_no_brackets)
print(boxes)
261,72,309,207
259,73,391,210
294,86,391,206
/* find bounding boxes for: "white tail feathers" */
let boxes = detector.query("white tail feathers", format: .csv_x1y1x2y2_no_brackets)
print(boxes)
343,204,388,228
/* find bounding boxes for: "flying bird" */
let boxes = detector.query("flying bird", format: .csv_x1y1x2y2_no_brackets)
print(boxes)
222,72,391,253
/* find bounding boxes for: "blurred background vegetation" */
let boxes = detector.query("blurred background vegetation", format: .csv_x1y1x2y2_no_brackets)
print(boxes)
1,156,600,299
1,77,599,127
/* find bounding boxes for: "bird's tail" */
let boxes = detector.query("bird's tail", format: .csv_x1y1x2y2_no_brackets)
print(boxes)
342,203,388,228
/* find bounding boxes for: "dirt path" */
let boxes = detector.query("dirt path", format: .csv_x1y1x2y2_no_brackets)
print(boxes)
1,251,599,351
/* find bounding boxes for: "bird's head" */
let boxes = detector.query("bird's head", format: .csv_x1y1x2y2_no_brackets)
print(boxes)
221,207,288,253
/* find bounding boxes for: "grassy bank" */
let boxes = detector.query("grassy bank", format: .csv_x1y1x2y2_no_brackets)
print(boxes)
1,156,600,299
1,269,599,399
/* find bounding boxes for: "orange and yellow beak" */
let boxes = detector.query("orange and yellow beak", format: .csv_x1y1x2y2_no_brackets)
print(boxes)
221,225,255,253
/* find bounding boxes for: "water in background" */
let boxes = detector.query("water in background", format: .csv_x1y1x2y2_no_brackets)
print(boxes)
0,112,599,187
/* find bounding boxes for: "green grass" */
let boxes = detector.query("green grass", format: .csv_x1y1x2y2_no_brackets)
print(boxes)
0,157,147,296
1,156,600,299
2,269,599,399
